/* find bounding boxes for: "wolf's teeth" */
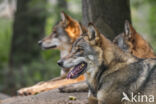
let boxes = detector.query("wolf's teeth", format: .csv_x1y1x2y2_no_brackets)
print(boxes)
71,72,74,76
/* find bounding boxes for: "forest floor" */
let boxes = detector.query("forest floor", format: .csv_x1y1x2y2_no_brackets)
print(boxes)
0,89,88,104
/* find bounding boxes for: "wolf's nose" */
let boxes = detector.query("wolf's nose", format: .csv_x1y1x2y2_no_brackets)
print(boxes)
57,60,64,67
38,40,42,46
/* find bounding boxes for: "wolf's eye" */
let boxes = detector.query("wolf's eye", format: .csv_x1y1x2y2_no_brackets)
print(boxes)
75,48,84,56
76,47,83,52
54,34,58,38
53,30,57,34
75,48,83,56
76,48,81,52
53,32,58,38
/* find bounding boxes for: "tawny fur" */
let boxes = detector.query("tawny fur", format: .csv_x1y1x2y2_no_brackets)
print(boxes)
60,24,156,104
17,12,87,95
113,21,156,58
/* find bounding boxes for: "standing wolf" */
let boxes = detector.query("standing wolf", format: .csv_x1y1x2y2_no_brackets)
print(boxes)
58,23,156,104
17,12,87,95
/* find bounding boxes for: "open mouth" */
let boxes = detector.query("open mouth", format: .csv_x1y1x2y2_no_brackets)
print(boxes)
43,45,57,49
67,62,87,79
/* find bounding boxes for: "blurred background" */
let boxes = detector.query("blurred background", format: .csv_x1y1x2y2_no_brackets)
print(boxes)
0,0,155,95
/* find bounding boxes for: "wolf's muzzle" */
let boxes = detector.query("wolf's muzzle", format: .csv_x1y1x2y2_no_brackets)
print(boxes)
57,60,64,67
38,40,42,46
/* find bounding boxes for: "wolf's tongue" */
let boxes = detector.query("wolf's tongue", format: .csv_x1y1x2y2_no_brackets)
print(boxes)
67,66,78,79
67,62,87,79
67,63,82,79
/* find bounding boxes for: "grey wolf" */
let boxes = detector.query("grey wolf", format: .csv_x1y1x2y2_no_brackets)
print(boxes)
113,20,156,58
58,23,156,104
17,12,86,95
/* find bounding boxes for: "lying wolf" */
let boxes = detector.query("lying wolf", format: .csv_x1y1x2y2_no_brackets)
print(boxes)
18,16,156,95
58,23,156,104
113,20,156,58
59,20,156,93
17,12,87,95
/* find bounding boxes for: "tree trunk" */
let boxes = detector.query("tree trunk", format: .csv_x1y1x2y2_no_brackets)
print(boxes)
57,0,68,9
7,0,47,95
82,0,131,40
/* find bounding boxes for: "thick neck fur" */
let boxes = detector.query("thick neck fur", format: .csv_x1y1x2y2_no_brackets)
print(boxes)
60,44,72,58
100,34,137,66
132,33,156,58
59,43,72,75
86,34,137,95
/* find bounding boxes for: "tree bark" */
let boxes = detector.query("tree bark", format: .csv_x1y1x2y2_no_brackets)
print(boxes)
57,0,68,9
7,0,47,95
82,0,131,40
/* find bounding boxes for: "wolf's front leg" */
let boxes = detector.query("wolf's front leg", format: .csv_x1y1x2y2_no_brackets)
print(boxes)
17,75,85,96
17,74,66,96
17,81,53,95
59,81,88,92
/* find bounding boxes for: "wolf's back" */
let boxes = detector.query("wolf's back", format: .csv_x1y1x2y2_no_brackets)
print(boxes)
141,59,156,97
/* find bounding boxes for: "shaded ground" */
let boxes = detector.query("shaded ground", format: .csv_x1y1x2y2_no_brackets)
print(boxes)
1,89,88,104
0,93,10,100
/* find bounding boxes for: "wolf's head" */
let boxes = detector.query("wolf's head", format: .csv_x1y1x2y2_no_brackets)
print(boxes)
58,23,104,79
38,12,84,50
113,20,155,58
113,20,136,53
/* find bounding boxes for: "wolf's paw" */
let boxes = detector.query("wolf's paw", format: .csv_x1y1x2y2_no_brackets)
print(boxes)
17,87,39,96
59,85,73,93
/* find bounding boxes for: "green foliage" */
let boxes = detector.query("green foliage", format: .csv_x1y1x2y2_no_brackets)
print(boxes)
148,3,156,51
0,19,12,67
131,0,156,51
0,18,61,91
0,19,12,91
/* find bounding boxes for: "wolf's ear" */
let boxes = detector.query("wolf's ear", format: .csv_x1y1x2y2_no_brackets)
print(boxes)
124,20,136,38
60,11,83,41
61,12,69,22
60,11,75,25
88,23,98,40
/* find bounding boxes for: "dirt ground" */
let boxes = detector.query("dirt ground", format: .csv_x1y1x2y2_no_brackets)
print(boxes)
0,93,10,100
1,89,88,104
